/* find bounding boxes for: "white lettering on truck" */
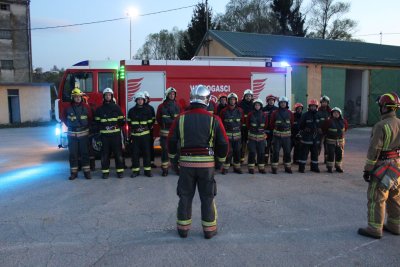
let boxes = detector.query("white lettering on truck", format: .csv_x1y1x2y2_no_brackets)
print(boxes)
190,84,231,93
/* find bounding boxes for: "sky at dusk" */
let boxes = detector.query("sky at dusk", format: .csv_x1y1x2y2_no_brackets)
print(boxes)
30,0,400,70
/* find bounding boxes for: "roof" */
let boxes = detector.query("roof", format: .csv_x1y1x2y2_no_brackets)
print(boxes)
0,82,53,87
199,30,400,67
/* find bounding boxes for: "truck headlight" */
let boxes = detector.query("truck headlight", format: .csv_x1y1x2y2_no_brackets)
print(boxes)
55,126,61,136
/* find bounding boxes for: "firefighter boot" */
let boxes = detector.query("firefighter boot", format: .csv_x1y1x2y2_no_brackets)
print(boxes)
177,224,190,238
84,171,91,180
298,164,305,173
271,167,277,174
69,172,78,180
144,170,153,177
161,168,168,177
117,172,124,178
383,224,400,235
90,159,96,171
310,163,320,173
357,227,382,239
259,168,266,174
221,168,228,175
131,171,139,178
336,167,344,173
327,167,333,173
102,172,109,179
151,162,157,168
285,167,293,174
249,169,255,174
234,168,243,174
203,227,218,239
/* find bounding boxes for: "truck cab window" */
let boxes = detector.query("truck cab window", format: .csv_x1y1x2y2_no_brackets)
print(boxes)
62,72,93,102
98,72,114,92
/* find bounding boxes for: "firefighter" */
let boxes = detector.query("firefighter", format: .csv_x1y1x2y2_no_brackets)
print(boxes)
358,92,400,239
143,91,156,168
322,107,348,173
220,93,244,174
262,94,278,165
216,93,228,115
318,95,332,163
239,89,254,163
298,99,322,173
127,92,154,178
291,103,304,164
81,94,96,171
247,98,268,174
62,88,92,180
270,96,294,174
94,88,125,179
156,87,181,176
168,85,229,239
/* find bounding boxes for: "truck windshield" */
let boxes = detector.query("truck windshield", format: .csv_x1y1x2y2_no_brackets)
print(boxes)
98,72,114,92
62,72,93,102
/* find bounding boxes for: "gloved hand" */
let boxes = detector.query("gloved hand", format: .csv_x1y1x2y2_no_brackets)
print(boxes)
363,170,371,183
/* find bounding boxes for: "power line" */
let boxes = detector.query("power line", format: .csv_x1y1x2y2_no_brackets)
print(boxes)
354,32,400,37
1,4,197,31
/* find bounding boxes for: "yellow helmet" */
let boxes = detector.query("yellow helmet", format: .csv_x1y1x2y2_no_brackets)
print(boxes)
71,88,84,98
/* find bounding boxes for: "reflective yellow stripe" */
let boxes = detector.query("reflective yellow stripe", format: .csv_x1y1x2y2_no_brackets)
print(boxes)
179,115,185,147
131,168,140,172
100,118,118,122
144,167,151,171
365,159,377,165
116,169,124,172
202,200,217,226
179,155,214,162
388,217,400,224
131,130,150,136
177,219,192,226
94,116,100,121
168,153,176,159
217,157,226,163
209,117,214,148
100,129,120,134
80,115,88,119
383,124,392,151
118,116,124,119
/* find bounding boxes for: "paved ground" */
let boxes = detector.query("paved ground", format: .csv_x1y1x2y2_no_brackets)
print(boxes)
0,126,399,266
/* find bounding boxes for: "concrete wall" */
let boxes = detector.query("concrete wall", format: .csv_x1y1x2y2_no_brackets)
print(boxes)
0,84,51,124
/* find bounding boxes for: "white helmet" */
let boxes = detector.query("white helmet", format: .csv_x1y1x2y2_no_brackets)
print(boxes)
165,87,177,97
331,107,342,117
243,89,253,97
135,92,146,101
320,95,330,103
278,96,289,103
227,93,238,101
143,91,150,98
103,88,113,95
253,98,263,106
190,84,210,106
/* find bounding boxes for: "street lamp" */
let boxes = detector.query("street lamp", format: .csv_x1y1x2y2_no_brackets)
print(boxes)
127,7,139,59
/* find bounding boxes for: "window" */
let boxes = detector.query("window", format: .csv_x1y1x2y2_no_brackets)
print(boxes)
1,60,13,70
98,72,114,92
0,30,11,39
0,4,10,11
62,72,93,102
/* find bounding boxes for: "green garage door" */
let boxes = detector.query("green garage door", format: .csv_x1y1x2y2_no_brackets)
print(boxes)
291,65,307,107
369,69,400,125
321,67,346,111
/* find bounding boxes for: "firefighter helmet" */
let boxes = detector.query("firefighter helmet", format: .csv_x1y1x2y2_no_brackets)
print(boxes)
143,91,150,98
378,92,400,109
320,95,330,103
92,133,102,152
253,98,263,106
293,103,304,109
71,88,84,98
278,96,289,103
266,94,276,101
308,99,319,107
218,93,227,99
165,87,177,97
243,89,253,96
190,84,210,106
227,93,238,101
103,88,113,95
135,92,146,101
331,107,342,117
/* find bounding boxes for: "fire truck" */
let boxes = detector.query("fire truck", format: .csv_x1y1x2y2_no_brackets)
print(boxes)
55,57,292,149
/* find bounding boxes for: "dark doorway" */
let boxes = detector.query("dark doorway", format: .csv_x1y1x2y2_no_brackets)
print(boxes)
8,89,21,123
344,70,363,125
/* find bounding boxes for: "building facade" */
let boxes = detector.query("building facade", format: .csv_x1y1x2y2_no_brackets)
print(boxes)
0,0,32,83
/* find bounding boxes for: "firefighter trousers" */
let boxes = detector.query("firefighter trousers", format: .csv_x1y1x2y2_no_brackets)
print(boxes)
248,139,266,171
149,129,155,164
223,139,241,170
271,136,292,168
241,126,248,161
177,167,217,231
367,179,400,234
265,133,273,164
291,137,302,163
68,135,90,173
100,133,124,174
326,143,344,168
131,134,151,172
299,142,319,166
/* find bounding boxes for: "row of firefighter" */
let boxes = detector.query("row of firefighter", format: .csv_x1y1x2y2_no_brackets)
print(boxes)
60,86,348,180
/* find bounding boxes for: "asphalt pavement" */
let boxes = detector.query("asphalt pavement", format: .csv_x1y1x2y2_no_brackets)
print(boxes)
0,126,399,266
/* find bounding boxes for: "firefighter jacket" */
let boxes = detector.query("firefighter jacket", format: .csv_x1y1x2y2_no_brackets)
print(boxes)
217,103,227,116
299,110,322,144
156,99,181,137
270,108,294,137
207,100,217,115
317,106,332,127
247,109,268,141
144,102,156,127
239,99,254,127
322,117,348,144
127,104,154,137
262,105,278,133
94,102,125,134
168,104,229,168
62,102,92,137
364,111,400,172
220,105,244,140
292,111,303,137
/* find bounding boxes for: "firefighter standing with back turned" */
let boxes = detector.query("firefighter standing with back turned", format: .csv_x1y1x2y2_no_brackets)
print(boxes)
358,92,400,239
94,88,125,179
168,85,228,239
62,88,93,180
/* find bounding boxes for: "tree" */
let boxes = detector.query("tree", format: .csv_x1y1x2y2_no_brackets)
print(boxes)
178,2,214,60
288,0,307,36
270,0,307,36
307,0,356,40
135,28,183,60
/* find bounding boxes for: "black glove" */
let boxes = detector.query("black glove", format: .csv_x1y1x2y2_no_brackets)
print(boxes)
363,170,371,183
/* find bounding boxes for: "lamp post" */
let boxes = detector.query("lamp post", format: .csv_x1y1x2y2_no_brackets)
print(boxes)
127,7,139,59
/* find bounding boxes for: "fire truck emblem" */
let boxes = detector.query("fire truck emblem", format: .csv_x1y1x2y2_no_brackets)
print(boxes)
127,78,143,102
252,78,267,99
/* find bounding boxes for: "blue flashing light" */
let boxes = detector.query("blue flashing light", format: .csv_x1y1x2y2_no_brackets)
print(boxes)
280,61,291,67
55,126,61,136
